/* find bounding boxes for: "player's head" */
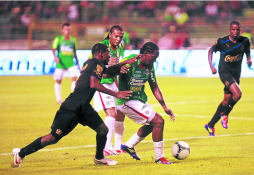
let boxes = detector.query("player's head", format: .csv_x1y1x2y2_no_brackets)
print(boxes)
61,22,71,37
92,43,110,64
104,25,124,48
229,20,241,39
139,42,159,66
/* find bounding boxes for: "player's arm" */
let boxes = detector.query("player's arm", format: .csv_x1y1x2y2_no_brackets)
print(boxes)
245,39,252,67
208,47,217,74
90,76,132,99
149,82,175,121
52,37,59,63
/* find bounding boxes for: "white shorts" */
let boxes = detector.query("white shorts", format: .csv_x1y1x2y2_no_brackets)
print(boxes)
117,100,156,125
53,66,78,81
93,82,118,112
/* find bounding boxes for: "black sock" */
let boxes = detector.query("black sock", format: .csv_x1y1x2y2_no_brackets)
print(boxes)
223,96,237,116
95,134,106,160
19,137,44,158
208,103,225,128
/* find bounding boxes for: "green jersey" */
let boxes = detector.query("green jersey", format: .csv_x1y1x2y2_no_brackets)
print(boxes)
117,54,157,105
52,35,77,69
89,39,124,84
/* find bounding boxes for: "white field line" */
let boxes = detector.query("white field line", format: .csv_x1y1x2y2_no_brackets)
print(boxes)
1,132,254,156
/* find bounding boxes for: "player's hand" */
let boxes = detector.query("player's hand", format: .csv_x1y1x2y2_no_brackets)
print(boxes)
108,57,119,65
211,66,217,74
116,91,132,99
120,65,130,74
247,60,252,67
164,108,175,122
122,55,140,65
54,57,60,63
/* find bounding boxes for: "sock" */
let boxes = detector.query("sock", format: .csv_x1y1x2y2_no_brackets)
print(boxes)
19,137,43,158
71,81,76,92
95,134,107,160
125,132,145,148
54,82,61,103
114,121,124,150
208,103,225,127
154,141,164,161
104,116,115,150
223,96,237,116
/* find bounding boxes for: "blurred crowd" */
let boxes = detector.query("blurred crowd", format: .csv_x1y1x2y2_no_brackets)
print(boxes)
0,1,254,49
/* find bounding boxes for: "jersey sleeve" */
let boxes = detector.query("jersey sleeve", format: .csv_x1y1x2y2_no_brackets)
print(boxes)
148,65,157,84
82,60,105,79
211,38,220,53
52,36,59,49
244,37,251,52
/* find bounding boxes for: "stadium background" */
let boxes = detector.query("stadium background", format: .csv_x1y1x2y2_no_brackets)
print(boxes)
0,1,254,174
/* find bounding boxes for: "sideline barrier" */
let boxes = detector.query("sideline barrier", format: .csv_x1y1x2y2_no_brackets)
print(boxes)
0,50,253,77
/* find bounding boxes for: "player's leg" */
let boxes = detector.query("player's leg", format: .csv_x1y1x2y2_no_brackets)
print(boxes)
53,68,65,104
114,110,125,153
12,109,78,167
67,66,78,92
84,106,117,165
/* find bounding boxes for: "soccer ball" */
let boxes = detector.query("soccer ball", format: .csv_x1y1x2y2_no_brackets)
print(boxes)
171,141,190,160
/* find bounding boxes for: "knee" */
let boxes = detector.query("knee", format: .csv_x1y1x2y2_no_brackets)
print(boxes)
153,116,164,128
97,125,109,136
234,91,242,101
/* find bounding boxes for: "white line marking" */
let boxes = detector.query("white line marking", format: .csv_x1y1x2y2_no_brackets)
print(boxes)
2,132,254,156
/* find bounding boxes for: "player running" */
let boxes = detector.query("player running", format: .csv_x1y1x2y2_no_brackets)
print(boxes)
12,43,137,167
52,22,81,104
116,42,175,164
89,25,126,156
205,20,252,136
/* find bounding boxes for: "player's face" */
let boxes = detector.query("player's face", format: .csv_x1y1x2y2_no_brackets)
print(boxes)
229,24,241,39
141,52,158,66
102,48,110,64
109,29,124,47
62,25,71,37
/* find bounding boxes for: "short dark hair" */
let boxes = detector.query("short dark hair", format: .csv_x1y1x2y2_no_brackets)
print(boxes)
62,22,70,29
140,42,159,58
230,20,241,27
104,25,123,40
92,43,108,55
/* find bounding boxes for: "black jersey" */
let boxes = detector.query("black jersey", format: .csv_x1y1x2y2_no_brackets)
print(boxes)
212,35,250,77
61,58,105,113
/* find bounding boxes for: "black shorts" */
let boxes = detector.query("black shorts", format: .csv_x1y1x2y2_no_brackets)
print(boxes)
219,73,240,94
51,104,103,139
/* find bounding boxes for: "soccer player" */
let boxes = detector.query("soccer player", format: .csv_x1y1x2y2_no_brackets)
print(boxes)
52,22,81,104
117,42,175,164
12,43,137,167
89,25,126,156
205,20,252,136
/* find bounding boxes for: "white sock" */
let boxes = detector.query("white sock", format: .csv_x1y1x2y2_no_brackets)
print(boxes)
54,82,61,103
104,116,115,150
71,81,76,92
114,121,125,150
125,132,145,148
154,141,164,160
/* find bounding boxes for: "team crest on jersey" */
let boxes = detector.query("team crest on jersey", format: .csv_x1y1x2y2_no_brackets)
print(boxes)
225,81,229,86
82,64,88,71
95,64,103,77
145,68,149,75
56,129,62,135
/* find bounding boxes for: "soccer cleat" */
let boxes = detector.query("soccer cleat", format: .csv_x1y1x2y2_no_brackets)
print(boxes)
205,124,215,136
94,156,118,166
155,157,173,164
114,149,125,154
103,150,120,156
221,114,228,129
121,144,140,160
12,148,24,167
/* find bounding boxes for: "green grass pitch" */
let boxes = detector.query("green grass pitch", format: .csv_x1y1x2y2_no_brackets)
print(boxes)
0,75,254,174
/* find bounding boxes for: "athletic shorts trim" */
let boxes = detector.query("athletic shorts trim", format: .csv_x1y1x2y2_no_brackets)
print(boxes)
117,100,156,125
53,66,78,80
93,82,118,112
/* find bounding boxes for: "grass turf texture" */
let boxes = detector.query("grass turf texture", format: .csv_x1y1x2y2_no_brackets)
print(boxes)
0,75,254,175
